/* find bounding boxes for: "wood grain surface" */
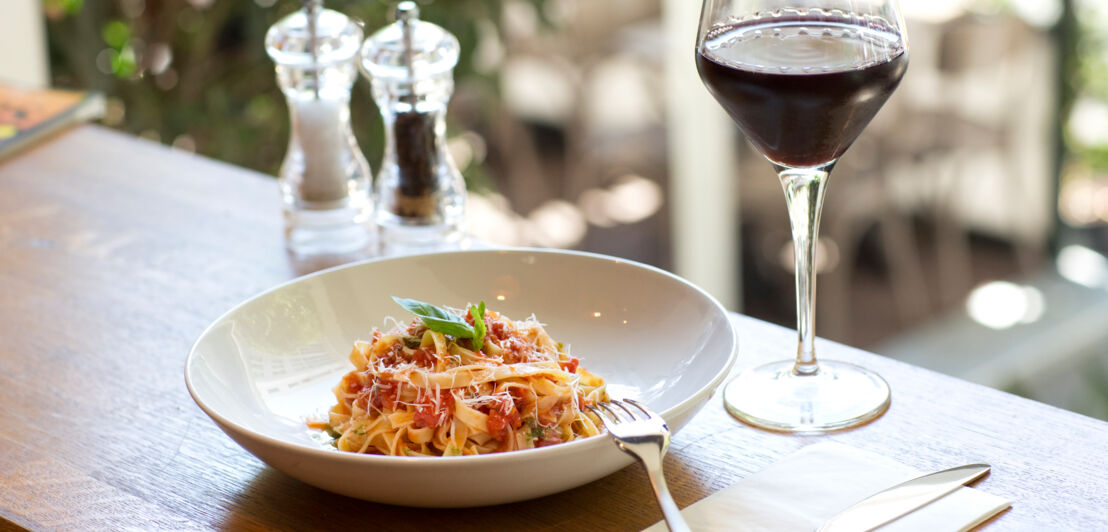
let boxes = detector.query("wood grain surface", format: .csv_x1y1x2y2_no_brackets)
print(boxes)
1,126,1106,531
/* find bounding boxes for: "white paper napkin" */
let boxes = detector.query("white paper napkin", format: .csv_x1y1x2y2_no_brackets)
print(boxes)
644,442,1010,532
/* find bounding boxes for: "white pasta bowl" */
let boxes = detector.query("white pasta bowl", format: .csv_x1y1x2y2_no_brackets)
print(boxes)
185,248,737,507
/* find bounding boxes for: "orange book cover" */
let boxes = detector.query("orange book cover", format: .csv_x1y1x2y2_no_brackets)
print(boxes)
0,83,105,162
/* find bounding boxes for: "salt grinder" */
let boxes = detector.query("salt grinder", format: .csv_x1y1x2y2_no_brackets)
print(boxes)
265,0,372,256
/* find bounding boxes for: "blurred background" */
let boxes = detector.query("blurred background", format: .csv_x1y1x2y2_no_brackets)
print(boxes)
4,0,1108,420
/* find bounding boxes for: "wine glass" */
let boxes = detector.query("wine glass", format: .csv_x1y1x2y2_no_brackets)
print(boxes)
696,0,908,431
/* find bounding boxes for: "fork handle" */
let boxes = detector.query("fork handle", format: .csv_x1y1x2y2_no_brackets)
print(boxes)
639,454,692,532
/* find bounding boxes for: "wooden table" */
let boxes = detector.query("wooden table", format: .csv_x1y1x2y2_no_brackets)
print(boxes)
1,126,1106,531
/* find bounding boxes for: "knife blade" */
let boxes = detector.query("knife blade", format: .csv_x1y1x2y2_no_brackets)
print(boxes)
816,463,991,532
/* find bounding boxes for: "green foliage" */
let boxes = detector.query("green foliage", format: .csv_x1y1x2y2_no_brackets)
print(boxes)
101,20,130,48
43,0,83,16
1072,144,1108,171
45,0,548,182
1067,0,1108,170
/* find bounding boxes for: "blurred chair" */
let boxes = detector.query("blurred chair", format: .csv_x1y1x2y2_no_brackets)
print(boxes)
920,14,1053,304
816,12,1056,344
476,0,741,307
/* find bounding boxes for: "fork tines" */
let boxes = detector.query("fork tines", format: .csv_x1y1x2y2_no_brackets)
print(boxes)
589,398,658,424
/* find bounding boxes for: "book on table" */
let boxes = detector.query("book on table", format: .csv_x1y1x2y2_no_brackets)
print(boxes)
0,82,105,162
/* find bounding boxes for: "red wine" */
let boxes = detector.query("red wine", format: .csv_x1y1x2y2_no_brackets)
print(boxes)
697,16,907,168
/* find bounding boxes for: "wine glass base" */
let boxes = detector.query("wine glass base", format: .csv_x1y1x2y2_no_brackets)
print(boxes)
723,360,890,432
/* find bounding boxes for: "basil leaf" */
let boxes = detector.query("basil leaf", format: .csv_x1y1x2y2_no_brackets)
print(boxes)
392,297,475,339
469,301,486,352
419,318,475,338
392,297,466,325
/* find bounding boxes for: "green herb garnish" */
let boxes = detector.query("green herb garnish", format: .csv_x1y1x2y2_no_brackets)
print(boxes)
392,297,488,352
469,301,486,351
530,425,546,440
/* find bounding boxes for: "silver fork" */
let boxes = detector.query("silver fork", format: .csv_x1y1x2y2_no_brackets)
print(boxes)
589,399,691,532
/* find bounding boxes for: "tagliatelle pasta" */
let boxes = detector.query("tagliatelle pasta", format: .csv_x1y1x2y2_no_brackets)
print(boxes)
312,303,608,456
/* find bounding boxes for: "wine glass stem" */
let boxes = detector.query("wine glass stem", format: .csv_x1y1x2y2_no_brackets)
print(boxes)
778,165,831,376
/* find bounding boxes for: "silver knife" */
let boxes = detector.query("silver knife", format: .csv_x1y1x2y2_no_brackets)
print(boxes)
816,463,991,532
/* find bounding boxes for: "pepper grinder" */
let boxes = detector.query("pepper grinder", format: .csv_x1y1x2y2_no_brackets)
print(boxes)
265,0,373,257
361,1,466,251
